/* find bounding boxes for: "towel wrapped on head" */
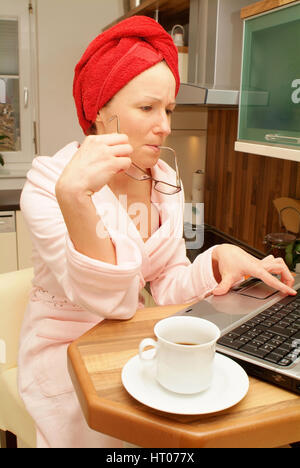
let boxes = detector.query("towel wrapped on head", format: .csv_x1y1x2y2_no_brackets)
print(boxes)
73,16,180,135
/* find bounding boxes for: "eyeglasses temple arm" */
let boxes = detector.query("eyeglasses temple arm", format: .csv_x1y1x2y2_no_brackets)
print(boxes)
108,114,120,133
159,146,181,187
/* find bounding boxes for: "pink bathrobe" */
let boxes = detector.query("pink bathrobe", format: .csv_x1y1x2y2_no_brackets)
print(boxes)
18,142,218,448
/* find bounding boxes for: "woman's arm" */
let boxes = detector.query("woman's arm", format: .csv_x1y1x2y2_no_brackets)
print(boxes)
55,190,117,265
55,133,132,265
151,242,295,307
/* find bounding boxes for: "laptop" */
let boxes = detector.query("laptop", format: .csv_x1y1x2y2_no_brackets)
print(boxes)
175,273,300,394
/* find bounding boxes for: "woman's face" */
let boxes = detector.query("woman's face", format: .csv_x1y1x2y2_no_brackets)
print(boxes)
96,61,176,169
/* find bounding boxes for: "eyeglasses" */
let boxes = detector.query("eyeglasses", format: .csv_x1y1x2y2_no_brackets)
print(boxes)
108,115,182,195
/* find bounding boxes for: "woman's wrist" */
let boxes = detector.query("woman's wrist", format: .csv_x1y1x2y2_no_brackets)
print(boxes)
211,245,222,283
55,180,93,206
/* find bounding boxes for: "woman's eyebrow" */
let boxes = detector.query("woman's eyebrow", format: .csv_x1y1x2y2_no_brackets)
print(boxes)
142,95,176,106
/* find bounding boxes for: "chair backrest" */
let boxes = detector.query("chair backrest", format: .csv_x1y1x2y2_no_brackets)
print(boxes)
0,268,34,371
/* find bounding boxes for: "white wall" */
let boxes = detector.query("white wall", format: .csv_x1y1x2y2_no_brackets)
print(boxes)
36,0,124,156
166,107,207,202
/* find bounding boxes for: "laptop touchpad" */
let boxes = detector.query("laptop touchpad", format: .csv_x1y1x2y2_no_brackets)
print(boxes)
234,281,278,300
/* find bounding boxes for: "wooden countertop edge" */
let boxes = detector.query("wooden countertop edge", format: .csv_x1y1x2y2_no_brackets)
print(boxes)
67,339,99,427
241,0,297,19
86,398,300,448
120,397,297,446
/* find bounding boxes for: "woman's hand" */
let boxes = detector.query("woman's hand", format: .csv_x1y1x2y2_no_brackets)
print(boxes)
212,244,296,296
55,133,132,198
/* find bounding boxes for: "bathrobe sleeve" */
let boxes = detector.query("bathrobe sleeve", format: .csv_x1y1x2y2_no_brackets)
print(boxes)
149,185,218,306
20,153,142,320
150,240,218,306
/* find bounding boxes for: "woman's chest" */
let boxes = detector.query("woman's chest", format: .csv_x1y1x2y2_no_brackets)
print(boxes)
125,196,160,242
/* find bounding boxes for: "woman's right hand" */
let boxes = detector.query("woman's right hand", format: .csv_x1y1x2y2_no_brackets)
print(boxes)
55,133,132,198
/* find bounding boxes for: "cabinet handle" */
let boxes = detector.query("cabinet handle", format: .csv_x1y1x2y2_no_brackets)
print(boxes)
24,87,29,108
265,134,300,144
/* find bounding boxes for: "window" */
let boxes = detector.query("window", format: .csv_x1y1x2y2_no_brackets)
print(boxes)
0,0,36,166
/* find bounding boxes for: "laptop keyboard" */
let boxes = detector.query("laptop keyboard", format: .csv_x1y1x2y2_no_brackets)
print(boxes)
218,290,300,367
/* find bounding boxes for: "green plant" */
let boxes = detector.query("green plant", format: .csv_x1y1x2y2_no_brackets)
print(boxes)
293,240,300,269
285,240,300,271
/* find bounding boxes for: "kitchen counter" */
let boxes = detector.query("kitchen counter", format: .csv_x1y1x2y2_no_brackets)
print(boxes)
0,190,22,211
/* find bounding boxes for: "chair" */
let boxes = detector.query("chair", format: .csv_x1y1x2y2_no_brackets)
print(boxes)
273,197,300,234
0,268,36,448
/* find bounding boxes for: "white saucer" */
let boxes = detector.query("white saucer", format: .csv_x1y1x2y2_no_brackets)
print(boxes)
122,352,249,415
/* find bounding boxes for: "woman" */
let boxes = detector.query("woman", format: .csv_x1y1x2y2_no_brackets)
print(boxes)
18,16,295,449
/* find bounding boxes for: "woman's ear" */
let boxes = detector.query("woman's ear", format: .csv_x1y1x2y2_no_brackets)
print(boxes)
94,112,105,134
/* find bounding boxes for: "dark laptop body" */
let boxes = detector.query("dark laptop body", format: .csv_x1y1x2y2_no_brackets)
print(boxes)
175,273,300,394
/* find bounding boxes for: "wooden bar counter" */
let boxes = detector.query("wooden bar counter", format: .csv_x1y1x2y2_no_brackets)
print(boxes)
67,304,300,448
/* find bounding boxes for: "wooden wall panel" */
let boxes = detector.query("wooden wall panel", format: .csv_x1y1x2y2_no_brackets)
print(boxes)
204,108,300,253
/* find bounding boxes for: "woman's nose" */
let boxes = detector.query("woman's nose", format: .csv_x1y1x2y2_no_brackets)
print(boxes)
154,113,171,137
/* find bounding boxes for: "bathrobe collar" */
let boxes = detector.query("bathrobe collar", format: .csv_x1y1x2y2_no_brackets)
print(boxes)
92,160,184,282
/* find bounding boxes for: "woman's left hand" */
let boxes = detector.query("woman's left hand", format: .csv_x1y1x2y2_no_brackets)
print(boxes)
212,244,296,296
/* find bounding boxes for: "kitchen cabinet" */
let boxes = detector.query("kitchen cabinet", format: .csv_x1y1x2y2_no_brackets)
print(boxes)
235,0,300,162
0,207,32,273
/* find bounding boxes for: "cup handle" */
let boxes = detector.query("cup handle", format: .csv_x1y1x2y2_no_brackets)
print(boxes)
139,338,157,361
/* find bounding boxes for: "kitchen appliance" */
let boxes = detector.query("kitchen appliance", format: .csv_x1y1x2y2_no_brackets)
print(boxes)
171,24,185,47
176,0,254,105
171,24,189,82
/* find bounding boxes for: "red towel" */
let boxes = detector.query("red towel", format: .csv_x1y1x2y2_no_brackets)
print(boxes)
73,16,180,135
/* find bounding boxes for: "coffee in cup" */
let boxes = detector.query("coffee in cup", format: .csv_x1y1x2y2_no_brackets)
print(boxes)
139,316,220,394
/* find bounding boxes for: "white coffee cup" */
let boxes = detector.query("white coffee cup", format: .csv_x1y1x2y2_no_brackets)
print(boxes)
139,316,221,394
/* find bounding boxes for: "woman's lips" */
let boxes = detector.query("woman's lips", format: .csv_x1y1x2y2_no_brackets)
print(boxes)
145,145,160,153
